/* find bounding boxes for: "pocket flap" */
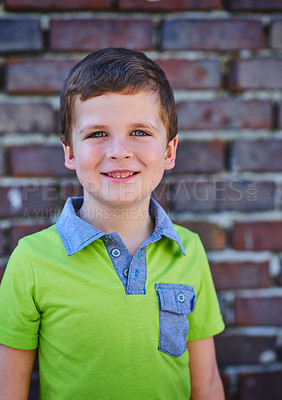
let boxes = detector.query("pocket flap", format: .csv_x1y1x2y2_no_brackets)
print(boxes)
155,283,196,315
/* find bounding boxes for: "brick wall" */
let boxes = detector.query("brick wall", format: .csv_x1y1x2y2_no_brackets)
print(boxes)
1,1,282,399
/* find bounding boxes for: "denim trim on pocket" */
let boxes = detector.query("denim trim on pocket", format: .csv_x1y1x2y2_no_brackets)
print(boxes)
155,283,196,357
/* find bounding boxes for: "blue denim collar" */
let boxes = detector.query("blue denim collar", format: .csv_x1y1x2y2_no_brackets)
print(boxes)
56,197,186,256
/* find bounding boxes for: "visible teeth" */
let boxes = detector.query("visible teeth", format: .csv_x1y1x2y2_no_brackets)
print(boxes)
107,172,135,178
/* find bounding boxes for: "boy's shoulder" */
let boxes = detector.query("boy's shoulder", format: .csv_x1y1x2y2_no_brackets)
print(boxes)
17,223,61,251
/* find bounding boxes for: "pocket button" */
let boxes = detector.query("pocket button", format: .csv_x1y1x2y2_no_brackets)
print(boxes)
178,293,185,303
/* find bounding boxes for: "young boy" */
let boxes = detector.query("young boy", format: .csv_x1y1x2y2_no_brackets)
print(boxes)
0,48,225,399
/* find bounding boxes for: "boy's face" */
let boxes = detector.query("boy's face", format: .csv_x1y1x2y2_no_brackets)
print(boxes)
62,91,178,210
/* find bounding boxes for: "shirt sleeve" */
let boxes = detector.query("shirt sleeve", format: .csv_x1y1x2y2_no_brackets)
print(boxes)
0,240,40,350
187,234,225,341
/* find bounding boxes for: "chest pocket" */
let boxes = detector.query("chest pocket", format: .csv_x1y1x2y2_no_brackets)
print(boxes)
155,283,196,357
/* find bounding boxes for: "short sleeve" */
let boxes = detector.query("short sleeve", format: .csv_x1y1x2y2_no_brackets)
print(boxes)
187,235,225,341
0,240,40,350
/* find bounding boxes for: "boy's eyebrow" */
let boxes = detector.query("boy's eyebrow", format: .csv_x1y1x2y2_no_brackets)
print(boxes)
79,122,159,135
128,122,159,132
79,125,108,135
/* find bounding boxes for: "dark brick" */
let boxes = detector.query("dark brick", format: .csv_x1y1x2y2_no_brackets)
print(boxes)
7,59,78,94
50,18,154,51
177,221,226,251
228,0,282,11
235,296,282,326
5,0,112,10
0,267,5,282
161,20,263,51
0,147,5,176
177,100,272,130
8,145,74,177
233,221,282,251
152,182,169,211
171,180,274,212
232,140,282,172
0,103,54,134
228,59,282,90
0,228,5,256
157,59,221,90
239,371,282,400
118,0,221,10
172,140,225,174
0,18,42,53
270,20,282,49
59,180,83,205
221,374,231,400
215,334,276,365
0,184,58,218
10,223,50,252
210,261,271,290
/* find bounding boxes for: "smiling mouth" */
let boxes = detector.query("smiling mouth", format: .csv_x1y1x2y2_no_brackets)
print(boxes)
103,171,138,179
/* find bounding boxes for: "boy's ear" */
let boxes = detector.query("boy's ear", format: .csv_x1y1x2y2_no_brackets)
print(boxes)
61,140,76,170
164,134,178,171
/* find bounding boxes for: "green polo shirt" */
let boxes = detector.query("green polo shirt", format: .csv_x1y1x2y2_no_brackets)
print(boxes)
0,198,224,399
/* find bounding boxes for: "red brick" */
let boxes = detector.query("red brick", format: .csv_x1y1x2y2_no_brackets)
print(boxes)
10,223,50,251
5,0,112,10
210,261,270,290
215,334,276,365
228,59,282,90
232,140,282,172
50,18,154,51
0,184,57,218
8,145,74,177
0,103,54,134
235,296,282,326
239,371,282,400
7,58,78,95
171,180,274,212
172,140,225,174
176,100,272,130
176,221,226,251
233,222,282,251
118,0,221,10
0,18,42,53
228,0,282,11
161,20,263,51
270,20,282,49
157,59,221,90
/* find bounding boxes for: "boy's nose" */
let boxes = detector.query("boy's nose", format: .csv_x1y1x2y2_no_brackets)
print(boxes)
106,139,133,160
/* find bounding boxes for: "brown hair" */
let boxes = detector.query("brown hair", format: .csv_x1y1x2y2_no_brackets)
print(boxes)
60,47,178,146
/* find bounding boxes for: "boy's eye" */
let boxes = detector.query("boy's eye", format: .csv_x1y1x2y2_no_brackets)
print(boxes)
89,131,106,138
132,130,149,136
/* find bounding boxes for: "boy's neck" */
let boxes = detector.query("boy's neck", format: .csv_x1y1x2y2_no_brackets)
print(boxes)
77,197,154,257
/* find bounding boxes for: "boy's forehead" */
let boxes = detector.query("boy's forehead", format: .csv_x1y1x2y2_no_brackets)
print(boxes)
71,90,169,139
73,90,162,120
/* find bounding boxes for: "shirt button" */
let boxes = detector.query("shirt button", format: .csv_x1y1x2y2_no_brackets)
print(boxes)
104,236,112,244
178,293,185,303
111,248,120,258
123,268,129,278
